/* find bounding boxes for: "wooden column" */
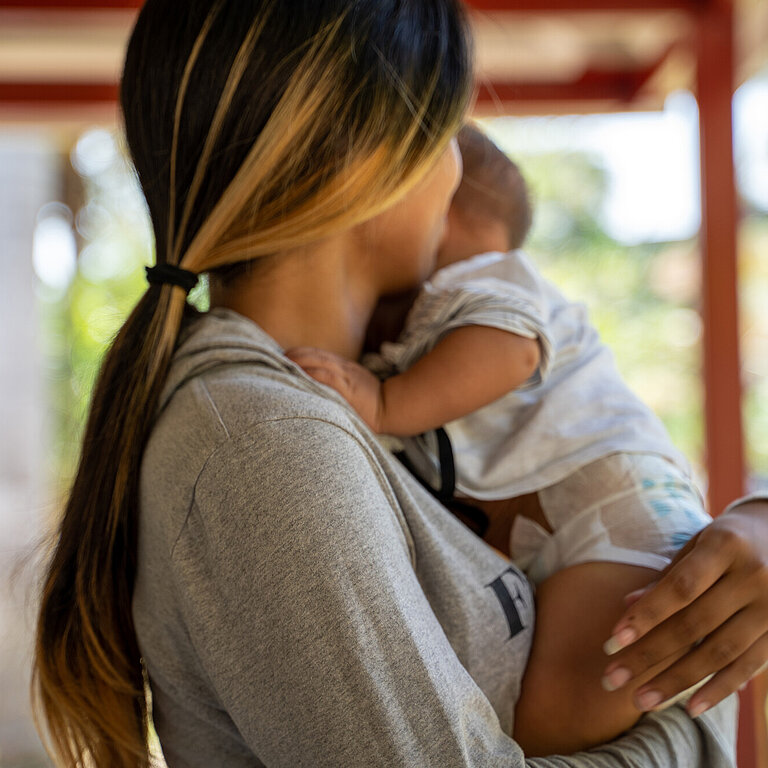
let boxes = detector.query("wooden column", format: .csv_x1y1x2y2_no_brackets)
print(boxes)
696,2,766,766
696,0,744,518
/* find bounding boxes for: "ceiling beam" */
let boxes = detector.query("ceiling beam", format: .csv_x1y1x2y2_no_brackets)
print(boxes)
0,0,705,10
0,22,675,109
0,1,141,7
475,42,671,105
477,73,638,104
466,0,704,11
0,67,658,109
0,82,119,104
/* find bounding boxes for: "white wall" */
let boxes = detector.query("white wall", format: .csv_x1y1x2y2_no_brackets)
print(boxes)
0,132,58,767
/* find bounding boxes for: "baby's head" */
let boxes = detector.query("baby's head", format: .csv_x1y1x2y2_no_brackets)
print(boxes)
436,124,532,270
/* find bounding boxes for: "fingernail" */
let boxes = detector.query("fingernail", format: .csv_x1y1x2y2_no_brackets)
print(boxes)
604,627,638,655
688,701,710,718
601,666,632,692
636,690,664,711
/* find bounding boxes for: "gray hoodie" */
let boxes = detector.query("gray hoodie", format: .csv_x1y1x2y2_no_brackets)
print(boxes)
132,307,736,767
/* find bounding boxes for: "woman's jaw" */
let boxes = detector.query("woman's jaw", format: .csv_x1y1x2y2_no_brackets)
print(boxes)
210,141,462,361
209,232,381,361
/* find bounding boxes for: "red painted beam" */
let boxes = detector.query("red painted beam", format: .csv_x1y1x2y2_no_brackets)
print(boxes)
2,45,669,108
477,74,637,105
476,46,669,105
466,0,703,11
0,0,704,10
0,0,141,7
0,72,654,108
0,82,119,104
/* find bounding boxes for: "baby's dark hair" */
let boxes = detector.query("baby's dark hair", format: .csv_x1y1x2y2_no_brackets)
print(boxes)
454,124,532,250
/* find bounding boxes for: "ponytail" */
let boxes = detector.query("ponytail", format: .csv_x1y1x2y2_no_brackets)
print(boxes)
32,0,472,764
32,285,193,767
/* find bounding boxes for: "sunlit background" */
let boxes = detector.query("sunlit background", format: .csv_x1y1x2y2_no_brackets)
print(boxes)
25,75,767,509
0,25,765,768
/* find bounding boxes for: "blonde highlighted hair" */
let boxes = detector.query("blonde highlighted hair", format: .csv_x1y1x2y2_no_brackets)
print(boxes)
32,0,473,765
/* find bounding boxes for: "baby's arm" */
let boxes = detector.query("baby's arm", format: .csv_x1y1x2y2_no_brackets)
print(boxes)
286,325,541,436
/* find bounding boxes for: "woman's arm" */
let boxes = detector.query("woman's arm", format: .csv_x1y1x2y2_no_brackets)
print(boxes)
600,496,768,717
528,699,736,767
286,325,540,436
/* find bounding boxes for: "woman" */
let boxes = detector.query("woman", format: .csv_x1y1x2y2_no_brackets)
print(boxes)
32,1,768,766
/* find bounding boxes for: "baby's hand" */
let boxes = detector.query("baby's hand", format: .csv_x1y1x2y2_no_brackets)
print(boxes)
285,347,385,433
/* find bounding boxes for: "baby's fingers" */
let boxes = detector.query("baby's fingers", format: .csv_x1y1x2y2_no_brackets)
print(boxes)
285,346,341,370
299,364,346,392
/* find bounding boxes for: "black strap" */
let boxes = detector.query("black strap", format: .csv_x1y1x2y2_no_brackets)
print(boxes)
434,427,456,501
145,263,199,294
395,427,489,538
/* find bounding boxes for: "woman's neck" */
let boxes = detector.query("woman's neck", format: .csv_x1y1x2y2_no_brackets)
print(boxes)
209,237,379,360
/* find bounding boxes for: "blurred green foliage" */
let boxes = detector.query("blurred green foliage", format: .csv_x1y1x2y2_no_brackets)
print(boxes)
740,215,768,480
517,150,706,480
39,129,767,502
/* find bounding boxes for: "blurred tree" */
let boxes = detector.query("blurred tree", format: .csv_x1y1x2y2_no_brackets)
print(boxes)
517,151,705,481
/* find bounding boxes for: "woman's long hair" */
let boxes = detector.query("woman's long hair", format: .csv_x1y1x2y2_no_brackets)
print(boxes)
31,0,473,765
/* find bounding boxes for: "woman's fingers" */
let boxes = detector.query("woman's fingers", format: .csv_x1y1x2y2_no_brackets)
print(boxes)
623,583,656,608
685,634,768,717
605,526,735,655
601,516,768,714
602,574,746,690
629,606,767,714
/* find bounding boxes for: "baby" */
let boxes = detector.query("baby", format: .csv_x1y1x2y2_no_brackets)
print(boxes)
288,124,712,589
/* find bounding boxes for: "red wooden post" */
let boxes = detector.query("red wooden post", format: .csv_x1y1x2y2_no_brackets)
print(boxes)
695,2,766,766
695,0,744,514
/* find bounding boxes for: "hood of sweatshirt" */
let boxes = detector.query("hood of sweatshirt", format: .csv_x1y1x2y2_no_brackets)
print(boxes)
157,307,307,417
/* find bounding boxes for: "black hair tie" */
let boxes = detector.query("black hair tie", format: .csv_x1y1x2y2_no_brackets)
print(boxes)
145,263,199,294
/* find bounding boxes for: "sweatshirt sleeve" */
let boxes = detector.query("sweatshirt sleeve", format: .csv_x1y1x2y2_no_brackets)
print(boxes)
722,492,768,514
529,699,736,767
173,415,736,768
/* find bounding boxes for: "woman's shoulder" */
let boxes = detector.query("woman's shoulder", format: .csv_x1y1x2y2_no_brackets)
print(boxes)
160,306,362,445
141,308,378,545
152,357,367,482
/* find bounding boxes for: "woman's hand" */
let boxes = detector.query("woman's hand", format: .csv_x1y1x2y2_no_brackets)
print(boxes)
601,499,768,717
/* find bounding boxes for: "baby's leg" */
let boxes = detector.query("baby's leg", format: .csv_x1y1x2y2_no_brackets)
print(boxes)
511,455,712,753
